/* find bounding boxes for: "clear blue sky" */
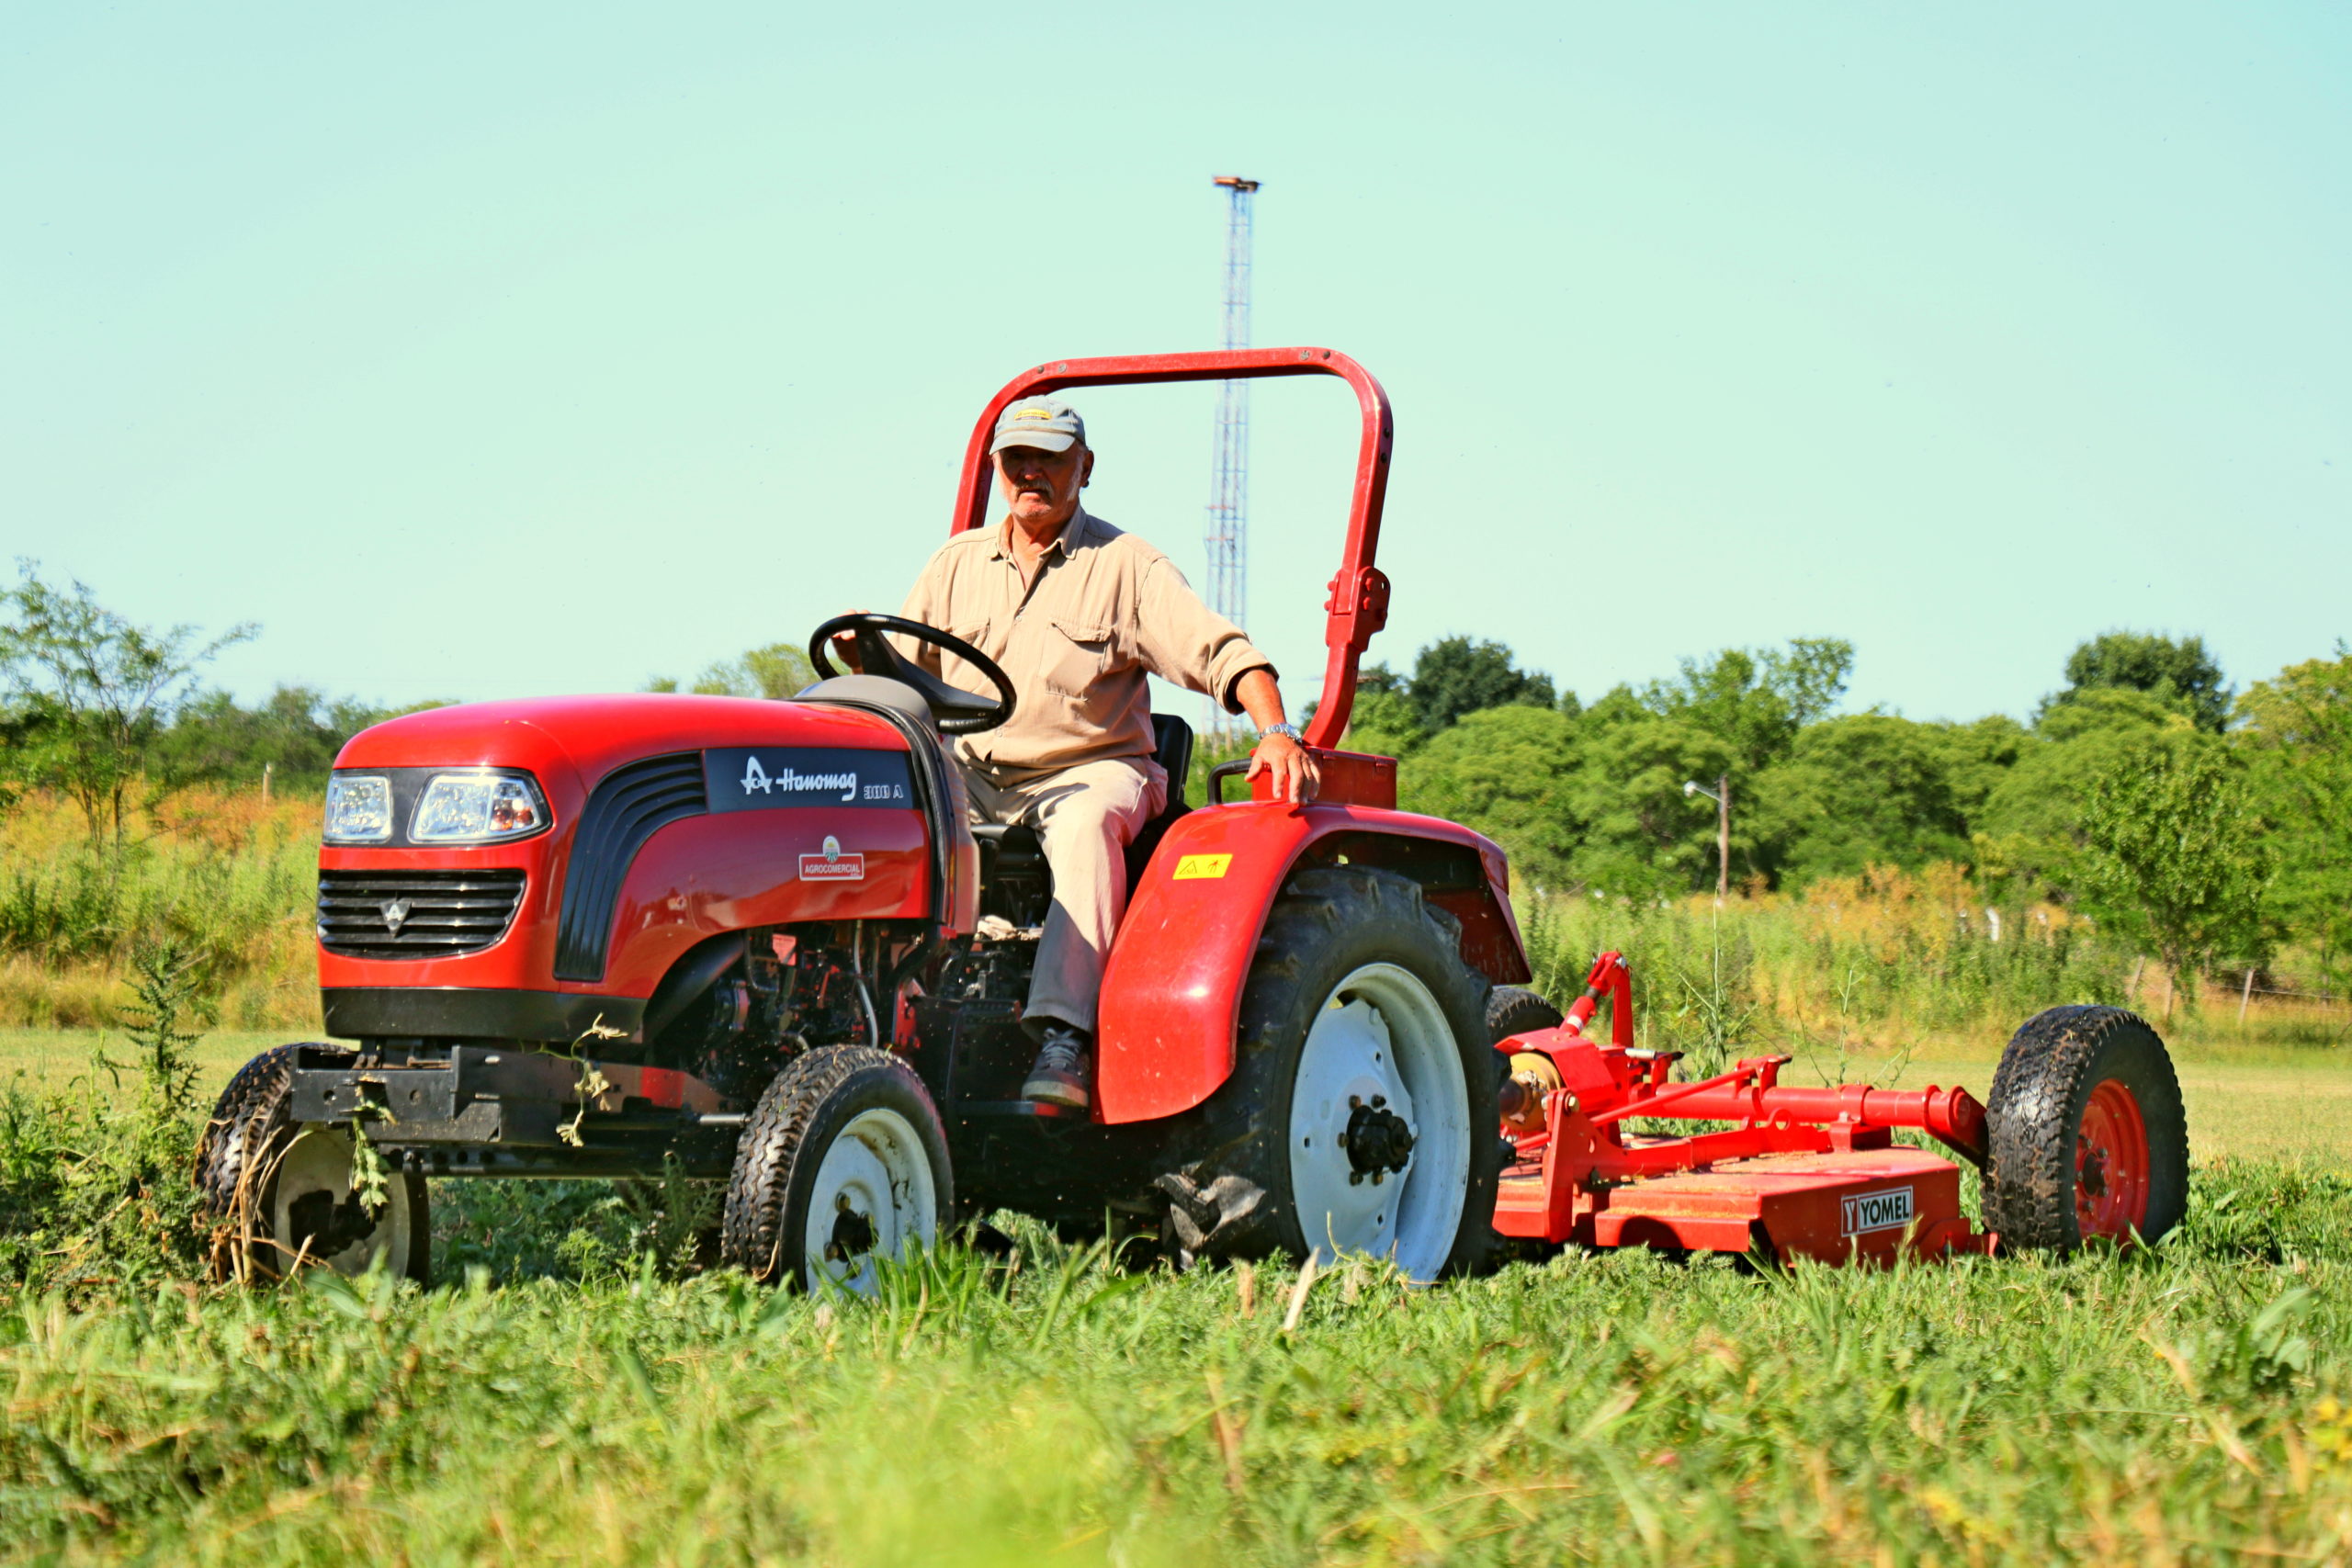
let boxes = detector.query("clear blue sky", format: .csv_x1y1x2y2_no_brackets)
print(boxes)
5,4,2346,726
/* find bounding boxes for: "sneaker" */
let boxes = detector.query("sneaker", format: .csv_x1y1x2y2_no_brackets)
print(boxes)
1023,1025,1091,1111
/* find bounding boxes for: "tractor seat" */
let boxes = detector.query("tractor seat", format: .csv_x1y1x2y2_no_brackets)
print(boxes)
971,715,1195,919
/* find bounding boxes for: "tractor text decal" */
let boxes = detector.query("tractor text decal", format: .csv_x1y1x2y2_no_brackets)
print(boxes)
1840,1186,1915,1235
702,748,914,814
798,834,865,883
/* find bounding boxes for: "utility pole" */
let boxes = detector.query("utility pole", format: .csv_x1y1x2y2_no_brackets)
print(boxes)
1683,775,1732,902
1204,175,1260,740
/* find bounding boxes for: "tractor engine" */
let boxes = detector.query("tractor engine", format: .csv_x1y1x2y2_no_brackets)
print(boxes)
647,927,886,1106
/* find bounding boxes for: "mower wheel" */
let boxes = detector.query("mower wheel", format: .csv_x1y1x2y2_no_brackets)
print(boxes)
196,1044,431,1285
719,1046,952,1292
1983,1006,2188,1249
1487,986,1565,1045
1160,866,1499,1283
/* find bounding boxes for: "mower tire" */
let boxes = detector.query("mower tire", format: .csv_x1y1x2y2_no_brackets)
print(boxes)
720,1046,952,1292
1157,866,1500,1283
196,1044,431,1285
1983,1006,2188,1249
1487,986,1565,1044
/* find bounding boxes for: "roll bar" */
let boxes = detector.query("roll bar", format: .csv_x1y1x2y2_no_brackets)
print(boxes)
952,347,1394,751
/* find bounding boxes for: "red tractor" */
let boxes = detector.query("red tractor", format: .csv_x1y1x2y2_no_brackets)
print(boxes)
198,348,2188,1289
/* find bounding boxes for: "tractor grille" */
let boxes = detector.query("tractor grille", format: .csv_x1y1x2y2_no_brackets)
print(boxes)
317,869,528,960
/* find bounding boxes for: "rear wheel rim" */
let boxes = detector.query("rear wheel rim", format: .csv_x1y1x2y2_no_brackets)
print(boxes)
269,1129,413,1277
1287,962,1472,1281
2075,1079,2151,1240
803,1107,936,1295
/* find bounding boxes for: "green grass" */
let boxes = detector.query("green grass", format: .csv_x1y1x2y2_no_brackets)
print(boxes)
4,1173,2352,1565
1,1027,2349,1561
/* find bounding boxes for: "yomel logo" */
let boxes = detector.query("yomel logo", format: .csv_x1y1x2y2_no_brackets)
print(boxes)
798,833,865,883
1840,1186,1916,1236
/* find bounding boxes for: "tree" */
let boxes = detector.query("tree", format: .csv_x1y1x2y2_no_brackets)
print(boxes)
2046,631,2231,734
2234,646,2352,979
1340,683,1428,759
0,562,254,846
1635,637,1853,773
646,642,819,701
1561,714,1738,898
160,685,434,790
1404,637,1555,733
2077,741,2272,1005
1975,689,2200,898
1396,706,1580,888
1748,714,1969,886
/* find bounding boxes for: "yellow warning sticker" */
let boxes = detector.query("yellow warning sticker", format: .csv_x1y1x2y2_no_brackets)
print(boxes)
1173,853,1233,880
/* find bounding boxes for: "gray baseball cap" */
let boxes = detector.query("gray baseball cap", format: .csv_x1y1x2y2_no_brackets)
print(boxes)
990,396,1086,455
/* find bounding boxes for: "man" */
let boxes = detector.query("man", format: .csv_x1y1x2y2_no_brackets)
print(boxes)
876,396,1318,1111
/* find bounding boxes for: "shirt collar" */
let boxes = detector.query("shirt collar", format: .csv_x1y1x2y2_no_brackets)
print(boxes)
989,507,1092,563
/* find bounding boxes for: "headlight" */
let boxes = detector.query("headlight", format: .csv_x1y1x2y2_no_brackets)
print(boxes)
410,773,549,844
323,775,393,843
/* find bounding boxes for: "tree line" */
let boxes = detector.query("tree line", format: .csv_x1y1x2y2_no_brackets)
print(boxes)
7,559,2345,993
1358,628,2346,992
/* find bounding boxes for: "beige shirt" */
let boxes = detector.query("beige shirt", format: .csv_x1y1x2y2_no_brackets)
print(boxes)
899,508,1274,776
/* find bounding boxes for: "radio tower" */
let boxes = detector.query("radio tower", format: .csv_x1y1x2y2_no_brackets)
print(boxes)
1204,175,1260,739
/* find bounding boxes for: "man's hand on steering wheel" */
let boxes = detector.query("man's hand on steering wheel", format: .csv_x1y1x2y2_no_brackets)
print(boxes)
828,615,868,672
808,612,1017,735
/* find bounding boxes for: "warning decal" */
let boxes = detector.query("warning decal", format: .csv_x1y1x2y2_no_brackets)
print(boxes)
1173,853,1233,880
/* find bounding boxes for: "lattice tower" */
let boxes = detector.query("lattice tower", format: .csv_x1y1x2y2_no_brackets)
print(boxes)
1204,175,1260,739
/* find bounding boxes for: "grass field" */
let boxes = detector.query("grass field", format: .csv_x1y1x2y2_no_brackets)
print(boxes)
11,1017,2348,1169
2,1024,2350,1562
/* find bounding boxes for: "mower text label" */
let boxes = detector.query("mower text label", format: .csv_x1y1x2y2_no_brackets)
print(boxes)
1173,853,1233,880
1840,1186,1915,1236
702,748,914,813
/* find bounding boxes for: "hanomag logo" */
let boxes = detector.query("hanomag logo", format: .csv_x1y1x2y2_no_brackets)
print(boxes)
741,754,859,802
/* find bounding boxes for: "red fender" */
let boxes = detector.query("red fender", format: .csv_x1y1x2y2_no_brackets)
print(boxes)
1093,802,1530,1123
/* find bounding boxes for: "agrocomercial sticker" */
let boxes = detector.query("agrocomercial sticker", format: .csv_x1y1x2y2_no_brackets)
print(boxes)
798,834,865,883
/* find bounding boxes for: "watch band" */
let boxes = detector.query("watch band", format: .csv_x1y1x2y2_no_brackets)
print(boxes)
1264,722,1304,741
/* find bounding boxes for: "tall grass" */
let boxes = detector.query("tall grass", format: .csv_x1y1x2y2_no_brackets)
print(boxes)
0,1166,2347,1563
0,910,2345,1561
1516,861,2352,1072
0,790,319,1030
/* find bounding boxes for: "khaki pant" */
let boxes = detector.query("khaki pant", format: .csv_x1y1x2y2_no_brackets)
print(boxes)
961,756,1168,1037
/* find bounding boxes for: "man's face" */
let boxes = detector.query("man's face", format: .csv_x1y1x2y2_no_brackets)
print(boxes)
995,443,1093,529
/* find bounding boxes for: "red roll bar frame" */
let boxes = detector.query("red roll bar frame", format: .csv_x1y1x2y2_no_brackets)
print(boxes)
952,348,1395,751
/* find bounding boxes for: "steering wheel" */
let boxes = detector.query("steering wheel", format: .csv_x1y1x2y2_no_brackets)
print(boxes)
808,613,1017,735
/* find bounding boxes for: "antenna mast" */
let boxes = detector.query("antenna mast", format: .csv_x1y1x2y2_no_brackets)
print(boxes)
1204,175,1260,739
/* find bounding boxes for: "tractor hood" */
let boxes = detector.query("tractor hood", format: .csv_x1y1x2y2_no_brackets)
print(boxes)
334,694,911,798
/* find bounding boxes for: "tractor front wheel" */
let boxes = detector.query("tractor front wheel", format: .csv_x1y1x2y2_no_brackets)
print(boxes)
1983,1006,2188,1249
1160,867,1499,1282
719,1046,953,1292
196,1044,431,1284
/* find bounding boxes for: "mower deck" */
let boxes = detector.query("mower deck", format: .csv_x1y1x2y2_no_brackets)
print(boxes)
1497,1144,1993,1265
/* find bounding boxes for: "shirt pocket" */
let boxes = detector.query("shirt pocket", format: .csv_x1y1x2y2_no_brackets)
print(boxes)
1040,616,1118,699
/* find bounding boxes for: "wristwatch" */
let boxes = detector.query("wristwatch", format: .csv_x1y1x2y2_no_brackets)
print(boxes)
1263,723,1304,742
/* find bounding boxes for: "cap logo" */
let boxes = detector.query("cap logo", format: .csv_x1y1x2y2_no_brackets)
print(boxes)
1012,408,1052,420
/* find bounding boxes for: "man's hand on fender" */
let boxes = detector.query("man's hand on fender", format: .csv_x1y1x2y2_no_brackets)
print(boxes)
1247,732,1320,804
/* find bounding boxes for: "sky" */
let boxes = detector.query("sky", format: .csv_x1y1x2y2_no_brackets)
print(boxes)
4,3,2346,728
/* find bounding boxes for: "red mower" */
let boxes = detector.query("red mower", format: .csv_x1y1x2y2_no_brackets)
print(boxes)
198,348,2188,1289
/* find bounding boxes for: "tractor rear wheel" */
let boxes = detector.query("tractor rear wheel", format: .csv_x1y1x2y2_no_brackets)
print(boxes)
719,1046,953,1292
1487,986,1564,1044
196,1044,431,1284
1159,867,1499,1282
1983,1006,2188,1249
